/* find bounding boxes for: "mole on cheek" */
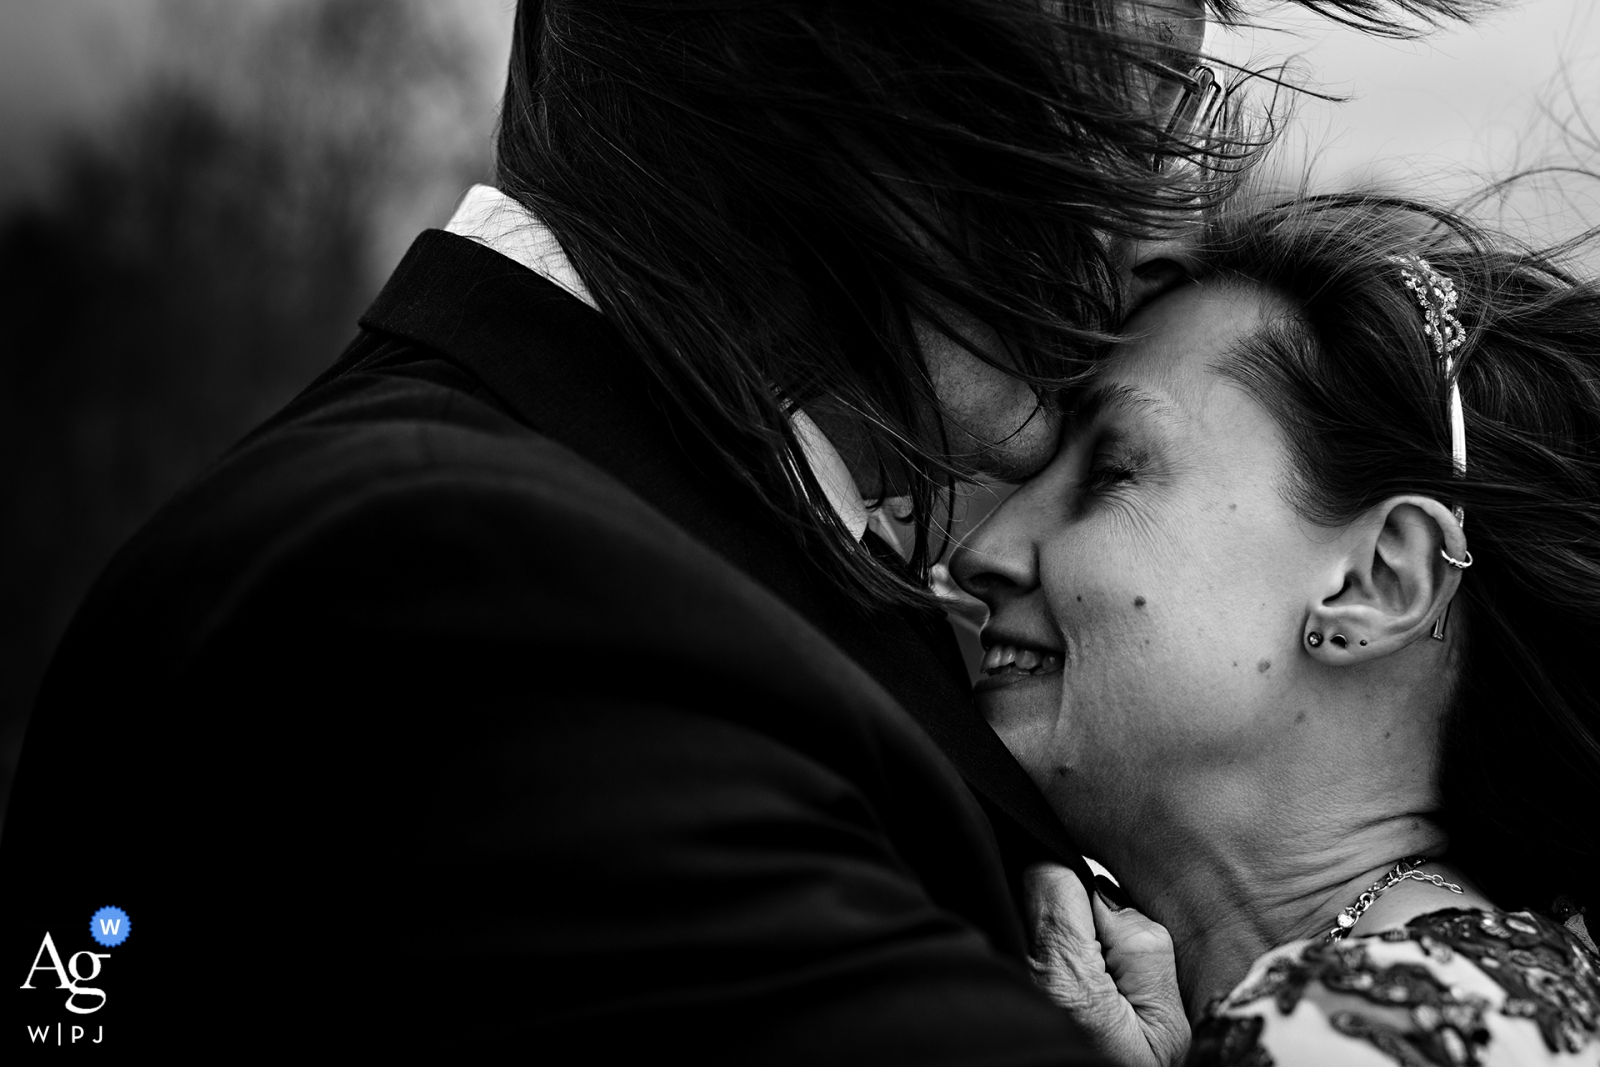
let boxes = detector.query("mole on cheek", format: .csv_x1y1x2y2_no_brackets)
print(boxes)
1134,596,1147,608
1229,503,1237,511
1256,659,1271,673
1295,710,1307,724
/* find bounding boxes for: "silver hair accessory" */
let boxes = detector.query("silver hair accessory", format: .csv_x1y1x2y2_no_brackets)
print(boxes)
1390,254,1472,640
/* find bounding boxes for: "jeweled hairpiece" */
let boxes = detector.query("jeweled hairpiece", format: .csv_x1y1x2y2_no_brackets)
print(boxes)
1391,254,1467,489
1389,254,1472,639
1393,255,1466,359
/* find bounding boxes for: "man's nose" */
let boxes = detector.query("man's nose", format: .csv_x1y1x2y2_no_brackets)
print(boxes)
1109,233,1197,314
949,489,1042,610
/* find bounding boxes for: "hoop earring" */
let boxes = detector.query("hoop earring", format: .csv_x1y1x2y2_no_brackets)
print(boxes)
1306,632,1324,648
1434,546,1472,637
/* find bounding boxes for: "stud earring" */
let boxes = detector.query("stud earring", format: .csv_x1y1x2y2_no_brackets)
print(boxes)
1331,634,1348,648
1307,632,1324,648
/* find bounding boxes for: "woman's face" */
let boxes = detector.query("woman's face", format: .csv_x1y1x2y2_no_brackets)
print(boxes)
951,282,1338,855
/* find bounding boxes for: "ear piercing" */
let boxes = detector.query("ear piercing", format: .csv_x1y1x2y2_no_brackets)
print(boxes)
1434,546,1473,638
1309,631,1365,649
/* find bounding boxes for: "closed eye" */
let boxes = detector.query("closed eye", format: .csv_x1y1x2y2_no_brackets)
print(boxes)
1077,434,1149,498
1081,459,1140,493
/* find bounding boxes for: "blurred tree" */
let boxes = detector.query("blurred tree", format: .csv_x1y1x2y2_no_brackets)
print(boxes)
0,0,496,831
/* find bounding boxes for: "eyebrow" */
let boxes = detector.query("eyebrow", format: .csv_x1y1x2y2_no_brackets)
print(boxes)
1067,382,1176,430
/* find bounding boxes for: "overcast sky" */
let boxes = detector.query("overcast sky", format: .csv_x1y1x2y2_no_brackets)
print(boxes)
0,0,1595,242
1211,0,1600,248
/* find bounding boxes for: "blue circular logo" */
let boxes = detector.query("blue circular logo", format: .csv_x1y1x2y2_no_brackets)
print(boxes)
89,906,130,948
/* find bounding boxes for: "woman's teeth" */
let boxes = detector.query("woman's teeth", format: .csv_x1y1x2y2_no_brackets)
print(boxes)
981,643,1064,676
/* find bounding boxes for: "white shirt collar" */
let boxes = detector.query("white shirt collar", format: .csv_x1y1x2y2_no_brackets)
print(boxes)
444,183,593,307
443,184,903,549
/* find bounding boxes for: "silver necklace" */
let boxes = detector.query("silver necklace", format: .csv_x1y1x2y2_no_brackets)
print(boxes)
1325,856,1464,942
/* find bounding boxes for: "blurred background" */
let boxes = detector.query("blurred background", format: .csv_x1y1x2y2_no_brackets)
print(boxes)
0,0,1596,832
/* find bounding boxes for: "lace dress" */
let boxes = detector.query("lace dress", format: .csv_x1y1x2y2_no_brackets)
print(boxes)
1189,908,1600,1066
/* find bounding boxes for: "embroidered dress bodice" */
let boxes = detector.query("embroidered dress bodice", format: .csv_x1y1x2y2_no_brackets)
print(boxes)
1191,908,1600,1066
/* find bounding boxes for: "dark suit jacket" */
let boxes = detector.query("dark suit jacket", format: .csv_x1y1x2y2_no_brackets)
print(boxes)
1,231,1095,1060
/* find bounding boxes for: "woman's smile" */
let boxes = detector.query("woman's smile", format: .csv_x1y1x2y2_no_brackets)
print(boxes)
975,639,1065,692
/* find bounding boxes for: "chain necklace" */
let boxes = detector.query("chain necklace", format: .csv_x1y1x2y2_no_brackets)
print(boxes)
1324,857,1464,943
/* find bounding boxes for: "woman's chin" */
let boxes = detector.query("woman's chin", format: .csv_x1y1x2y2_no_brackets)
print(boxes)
972,665,1068,789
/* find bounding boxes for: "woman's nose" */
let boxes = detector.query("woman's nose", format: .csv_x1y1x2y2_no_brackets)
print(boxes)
949,489,1042,610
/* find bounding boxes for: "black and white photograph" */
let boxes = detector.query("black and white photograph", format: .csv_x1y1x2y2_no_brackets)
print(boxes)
1,0,1598,1059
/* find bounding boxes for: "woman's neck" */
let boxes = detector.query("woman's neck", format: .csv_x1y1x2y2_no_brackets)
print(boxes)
1085,669,1479,1017
1111,813,1462,1017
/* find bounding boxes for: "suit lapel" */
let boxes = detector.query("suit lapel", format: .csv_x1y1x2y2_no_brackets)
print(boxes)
359,229,1087,873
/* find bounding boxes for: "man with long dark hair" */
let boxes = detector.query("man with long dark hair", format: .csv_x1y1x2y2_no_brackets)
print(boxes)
3,0,1491,1058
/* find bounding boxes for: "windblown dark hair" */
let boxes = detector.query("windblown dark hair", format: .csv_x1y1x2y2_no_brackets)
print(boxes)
495,0,1494,608
1191,193,1600,913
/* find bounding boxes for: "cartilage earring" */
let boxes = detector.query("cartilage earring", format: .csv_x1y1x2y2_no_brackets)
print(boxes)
1307,631,1324,648
1331,634,1348,648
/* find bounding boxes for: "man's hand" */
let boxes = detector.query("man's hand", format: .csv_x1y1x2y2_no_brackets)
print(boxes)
1024,863,1190,1067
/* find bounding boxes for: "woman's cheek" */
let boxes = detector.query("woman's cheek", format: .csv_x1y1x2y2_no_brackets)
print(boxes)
1068,581,1200,742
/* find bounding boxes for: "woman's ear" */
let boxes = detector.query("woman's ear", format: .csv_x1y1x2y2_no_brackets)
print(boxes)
1304,495,1467,662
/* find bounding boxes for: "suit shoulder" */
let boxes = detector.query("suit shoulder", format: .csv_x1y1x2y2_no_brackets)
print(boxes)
45,346,701,689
